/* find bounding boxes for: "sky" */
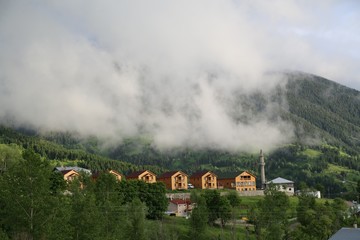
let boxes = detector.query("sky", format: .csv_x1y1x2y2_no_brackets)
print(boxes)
0,0,359,151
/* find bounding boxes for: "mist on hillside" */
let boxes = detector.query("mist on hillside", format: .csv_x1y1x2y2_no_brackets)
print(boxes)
0,1,358,151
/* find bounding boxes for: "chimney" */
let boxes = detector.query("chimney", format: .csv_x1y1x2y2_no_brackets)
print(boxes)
259,149,266,189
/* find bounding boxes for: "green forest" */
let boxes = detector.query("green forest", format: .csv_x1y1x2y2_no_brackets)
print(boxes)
0,149,358,240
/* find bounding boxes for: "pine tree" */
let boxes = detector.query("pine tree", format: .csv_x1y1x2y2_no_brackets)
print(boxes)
124,198,147,240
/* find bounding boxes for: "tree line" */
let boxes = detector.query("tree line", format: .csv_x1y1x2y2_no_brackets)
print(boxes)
0,149,170,240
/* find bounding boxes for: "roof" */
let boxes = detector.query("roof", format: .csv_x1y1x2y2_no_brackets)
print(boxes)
54,166,91,175
216,171,240,179
126,170,156,178
267,177,294,184
190,170,217,178
216,170,256,180
109,169,122,176
158,171,188,179
92,169,121,177
329,228,360,240
240,171,256,178
60,169,78,175
170,199,192,205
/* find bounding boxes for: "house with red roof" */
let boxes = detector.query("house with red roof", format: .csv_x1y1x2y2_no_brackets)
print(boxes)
60,169,80,182
190,170,217,189
167,199,194,217
158,171,188,190
126,170,156,183
92,169,123,182
217,171,257,191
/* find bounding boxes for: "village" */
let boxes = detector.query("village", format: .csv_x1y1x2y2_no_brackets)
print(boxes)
51,150,360,239
54,150,307,218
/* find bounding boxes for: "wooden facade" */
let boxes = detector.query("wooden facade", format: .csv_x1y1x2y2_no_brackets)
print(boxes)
92,169,123,182
109,169,122,181
158,171,188,190
60,169,80,182
217,171,256,191
190,171,217,189
126,170,157,183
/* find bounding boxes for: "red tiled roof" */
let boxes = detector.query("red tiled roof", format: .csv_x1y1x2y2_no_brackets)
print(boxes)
126,170,156,179
190,170,216,178
91,171,101,178
126,170,147,178
60,170,74,175
158,171,188,179
170,199,192,205
240,170,256,178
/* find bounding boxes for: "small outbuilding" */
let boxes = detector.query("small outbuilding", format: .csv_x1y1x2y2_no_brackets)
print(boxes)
267,177,294,195
167,199,193,217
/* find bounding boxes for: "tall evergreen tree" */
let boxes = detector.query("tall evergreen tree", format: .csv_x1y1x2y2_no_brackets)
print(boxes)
0,150,59,239
70,185,104,240
94,172,124,239
124,198,147,240
189,196,208,240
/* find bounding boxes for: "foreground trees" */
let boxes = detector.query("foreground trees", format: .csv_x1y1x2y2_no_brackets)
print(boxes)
0,149,70,240
250,184,290,240
0,149,353,239
292,194,348,240
0,150,167,240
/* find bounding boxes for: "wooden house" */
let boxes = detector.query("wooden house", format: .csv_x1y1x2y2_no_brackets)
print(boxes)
158,171,188,190
92,169,123,182
54,166,91,182
60,169,80,182
109,169,122,181
126,170,157,183
217,171,256,191
190,171,217,189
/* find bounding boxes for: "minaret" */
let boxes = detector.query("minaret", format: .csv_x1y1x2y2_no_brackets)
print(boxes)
259,149,266,189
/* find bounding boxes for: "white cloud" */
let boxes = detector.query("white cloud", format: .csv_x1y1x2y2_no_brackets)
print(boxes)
0,0,358,151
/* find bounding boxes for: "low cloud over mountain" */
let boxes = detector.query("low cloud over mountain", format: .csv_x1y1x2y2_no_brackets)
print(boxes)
0,1,358,151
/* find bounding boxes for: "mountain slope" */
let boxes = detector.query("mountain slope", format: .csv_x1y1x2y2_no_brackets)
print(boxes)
284,72,360,153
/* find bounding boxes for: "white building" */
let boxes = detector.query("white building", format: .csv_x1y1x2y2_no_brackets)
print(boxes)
267,177,294,195
295,190,321,198
166,199,193,217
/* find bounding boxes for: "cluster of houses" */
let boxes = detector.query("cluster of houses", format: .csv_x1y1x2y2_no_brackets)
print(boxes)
55,167,262,192
54,166,299,217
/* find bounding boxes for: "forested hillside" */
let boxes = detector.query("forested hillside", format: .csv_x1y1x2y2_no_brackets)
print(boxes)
0,72,359,198
0,127,165,175
285,72,360,153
